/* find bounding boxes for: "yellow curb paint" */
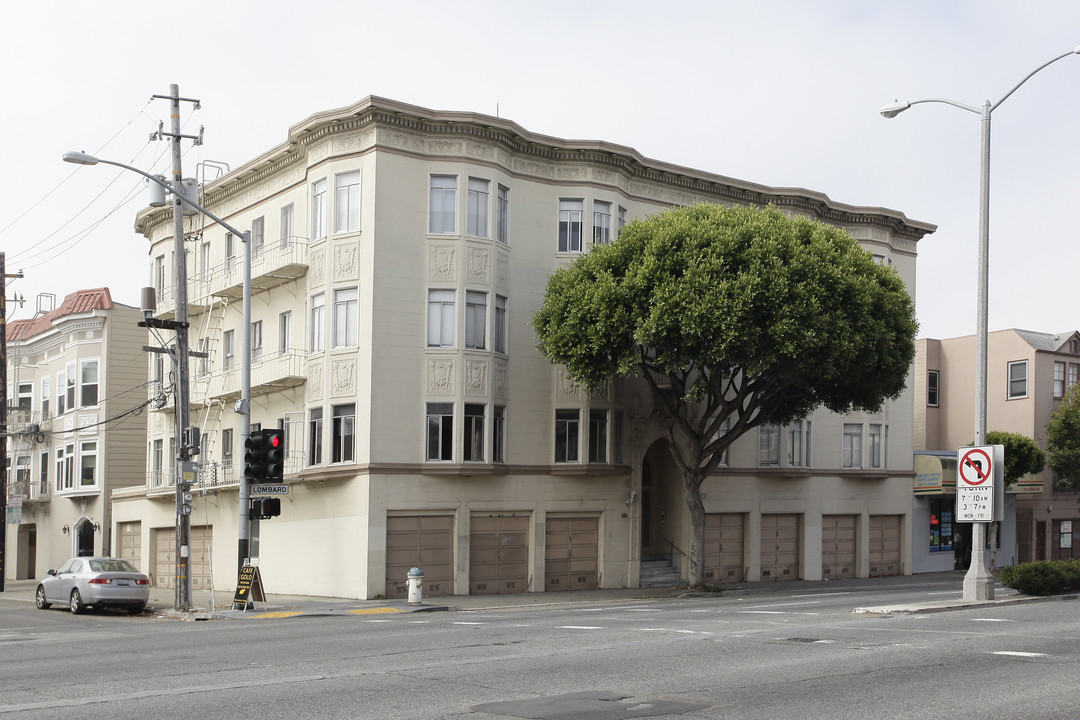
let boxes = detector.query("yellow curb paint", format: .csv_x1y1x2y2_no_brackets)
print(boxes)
247,611,305,619
347,607,404,615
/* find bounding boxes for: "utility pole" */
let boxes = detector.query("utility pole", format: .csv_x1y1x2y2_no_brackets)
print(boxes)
0,253,24,593
151,84,199,610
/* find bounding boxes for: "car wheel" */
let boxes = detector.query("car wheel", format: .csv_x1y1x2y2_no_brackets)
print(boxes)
69,589,84,614
35,586,50,610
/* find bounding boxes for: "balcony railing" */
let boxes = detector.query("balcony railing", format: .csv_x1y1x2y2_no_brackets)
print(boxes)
7,479,49,503
145,453,305,493
192,349,306,403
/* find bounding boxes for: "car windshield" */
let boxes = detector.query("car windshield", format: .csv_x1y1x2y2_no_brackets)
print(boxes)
88,559,139,573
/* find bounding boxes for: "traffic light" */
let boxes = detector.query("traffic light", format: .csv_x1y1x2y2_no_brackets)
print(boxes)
264,429,284,481
248,497,282,520
244,430,271,481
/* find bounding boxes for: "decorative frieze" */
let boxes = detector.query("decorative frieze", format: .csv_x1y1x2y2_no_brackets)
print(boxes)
79,415,97,434
429,246,457,281
331,359,356,396
466,247,489,283
334,244,359,281
465,359,488,395
308,364,323,399
310,247,326,286
428,358,455,394
466,141,496,160
496,254,509,291
428,139,464,155
556,367,580,400
494,362,508,400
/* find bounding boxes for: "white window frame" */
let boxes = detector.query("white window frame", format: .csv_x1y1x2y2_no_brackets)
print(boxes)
759,424,780,466
65,362,76,411
280,204,294,248
310,293,326,353
588,409,608,463
427,290,455,348
308,408,323,466
251,216,265,256
79,359,99,407
497,184,510,244
492,405,506,464
333,287,359,348
593,200,612,245
467,177,489,238
1008,360,1028,399
40,377,50,420
426,402,454,461
465,291,486,350
251,321,263,363
555,409,580,463
843,423,863,468
312,178,327,241
332,403,356,463
334,171,361,234
1054,362,1066,400
558,199,584,253
927,369,940,406
79,440,98,487
464,403,485,462
429,175,457,234
869,423,883,469
493,295,508,354
279,310,292,354
222,330,235,371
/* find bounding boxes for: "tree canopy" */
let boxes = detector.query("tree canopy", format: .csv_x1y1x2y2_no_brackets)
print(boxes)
984,430,1045,488
1047,385,1080,488
532,202,918,586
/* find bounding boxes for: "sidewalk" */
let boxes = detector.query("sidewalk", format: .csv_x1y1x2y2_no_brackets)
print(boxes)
1,572,1070,620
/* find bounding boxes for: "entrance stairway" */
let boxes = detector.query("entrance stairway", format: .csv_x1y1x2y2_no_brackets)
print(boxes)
639,557,683,588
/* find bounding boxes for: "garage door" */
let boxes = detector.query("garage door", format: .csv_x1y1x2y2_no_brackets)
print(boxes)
152,525,214,590
870,515,901,577
545,517,598,592
822,515,856,579
117,522,142,572
760,514,799,581
386,515,454,599
704,513,744,583
471,514,529,595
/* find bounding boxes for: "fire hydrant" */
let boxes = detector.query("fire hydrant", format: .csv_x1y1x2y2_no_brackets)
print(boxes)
406,566,424,606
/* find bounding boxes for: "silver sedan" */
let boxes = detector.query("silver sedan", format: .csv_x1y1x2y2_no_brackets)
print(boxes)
35,557,150,614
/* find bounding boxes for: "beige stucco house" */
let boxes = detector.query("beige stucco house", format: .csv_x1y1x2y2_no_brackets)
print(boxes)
111,97,934,599
914,329,1080,571
3,289,147,580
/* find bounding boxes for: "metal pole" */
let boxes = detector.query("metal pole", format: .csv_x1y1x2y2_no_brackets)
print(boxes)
0,253,7,592
964,102,994,602
169,84,193,611
238,230,252,573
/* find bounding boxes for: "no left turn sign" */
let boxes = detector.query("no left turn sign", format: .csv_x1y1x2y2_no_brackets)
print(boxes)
958,447,993,487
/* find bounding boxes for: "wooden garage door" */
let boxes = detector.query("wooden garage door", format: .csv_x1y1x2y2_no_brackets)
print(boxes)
118,522,142,572
822,515,856,579
545,517,598,592
760,514,799,582
870,514,901,577
471,514,529,595
704,513,744,583
386,515,454,599
152,525,213,590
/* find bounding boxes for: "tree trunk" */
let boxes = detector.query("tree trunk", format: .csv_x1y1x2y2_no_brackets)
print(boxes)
683,472,707,588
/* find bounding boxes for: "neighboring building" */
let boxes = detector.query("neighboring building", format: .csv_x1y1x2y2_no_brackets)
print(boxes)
4,289,147,580
112,96,934,599
913,330,1080,572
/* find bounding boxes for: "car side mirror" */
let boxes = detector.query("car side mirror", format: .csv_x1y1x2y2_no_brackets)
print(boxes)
47,569,56,576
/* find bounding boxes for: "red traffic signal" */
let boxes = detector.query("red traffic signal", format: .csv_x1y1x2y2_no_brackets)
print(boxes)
244,429,285,481
248,497,281,520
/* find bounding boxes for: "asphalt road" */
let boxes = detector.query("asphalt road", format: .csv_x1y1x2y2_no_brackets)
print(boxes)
1,577,1077,719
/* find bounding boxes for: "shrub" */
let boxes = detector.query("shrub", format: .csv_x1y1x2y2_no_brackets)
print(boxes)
999,559,1080,595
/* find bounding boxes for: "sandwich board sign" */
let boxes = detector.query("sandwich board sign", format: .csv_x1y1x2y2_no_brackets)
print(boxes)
956,445,1004,522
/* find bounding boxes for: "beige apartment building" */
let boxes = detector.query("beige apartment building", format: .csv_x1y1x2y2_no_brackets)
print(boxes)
111,97,934,599
914,330,1080,571
3,289,147,580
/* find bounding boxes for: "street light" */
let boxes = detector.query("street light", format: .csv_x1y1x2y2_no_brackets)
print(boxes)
881,45,1079,601
64,130,255,609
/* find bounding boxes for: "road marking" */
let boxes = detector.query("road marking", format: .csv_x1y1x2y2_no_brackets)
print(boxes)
452,621,485,625
993,651,1047,658
743,601,822,609
738,611,820,615
347,607,403,616
557,626,605,630
790,592,851,598
972,618,1013,622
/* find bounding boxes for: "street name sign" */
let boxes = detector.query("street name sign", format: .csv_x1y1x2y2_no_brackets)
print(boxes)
250,484,289,495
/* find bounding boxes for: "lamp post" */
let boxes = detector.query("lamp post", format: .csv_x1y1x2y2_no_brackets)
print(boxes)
63,146,254,610
881,45,1079,601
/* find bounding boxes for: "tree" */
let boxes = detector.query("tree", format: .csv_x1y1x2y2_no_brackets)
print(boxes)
532,203,917,587
980,430,1045,570
1047,384,1080,488
984,430,1045,489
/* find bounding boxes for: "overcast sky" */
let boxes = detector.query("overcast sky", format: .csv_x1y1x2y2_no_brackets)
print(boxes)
2,1,1078,340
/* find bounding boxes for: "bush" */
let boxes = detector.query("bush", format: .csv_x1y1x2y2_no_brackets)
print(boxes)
999,559,1080,595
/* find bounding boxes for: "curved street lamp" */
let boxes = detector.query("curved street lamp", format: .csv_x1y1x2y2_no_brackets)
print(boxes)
881,45,1079,601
